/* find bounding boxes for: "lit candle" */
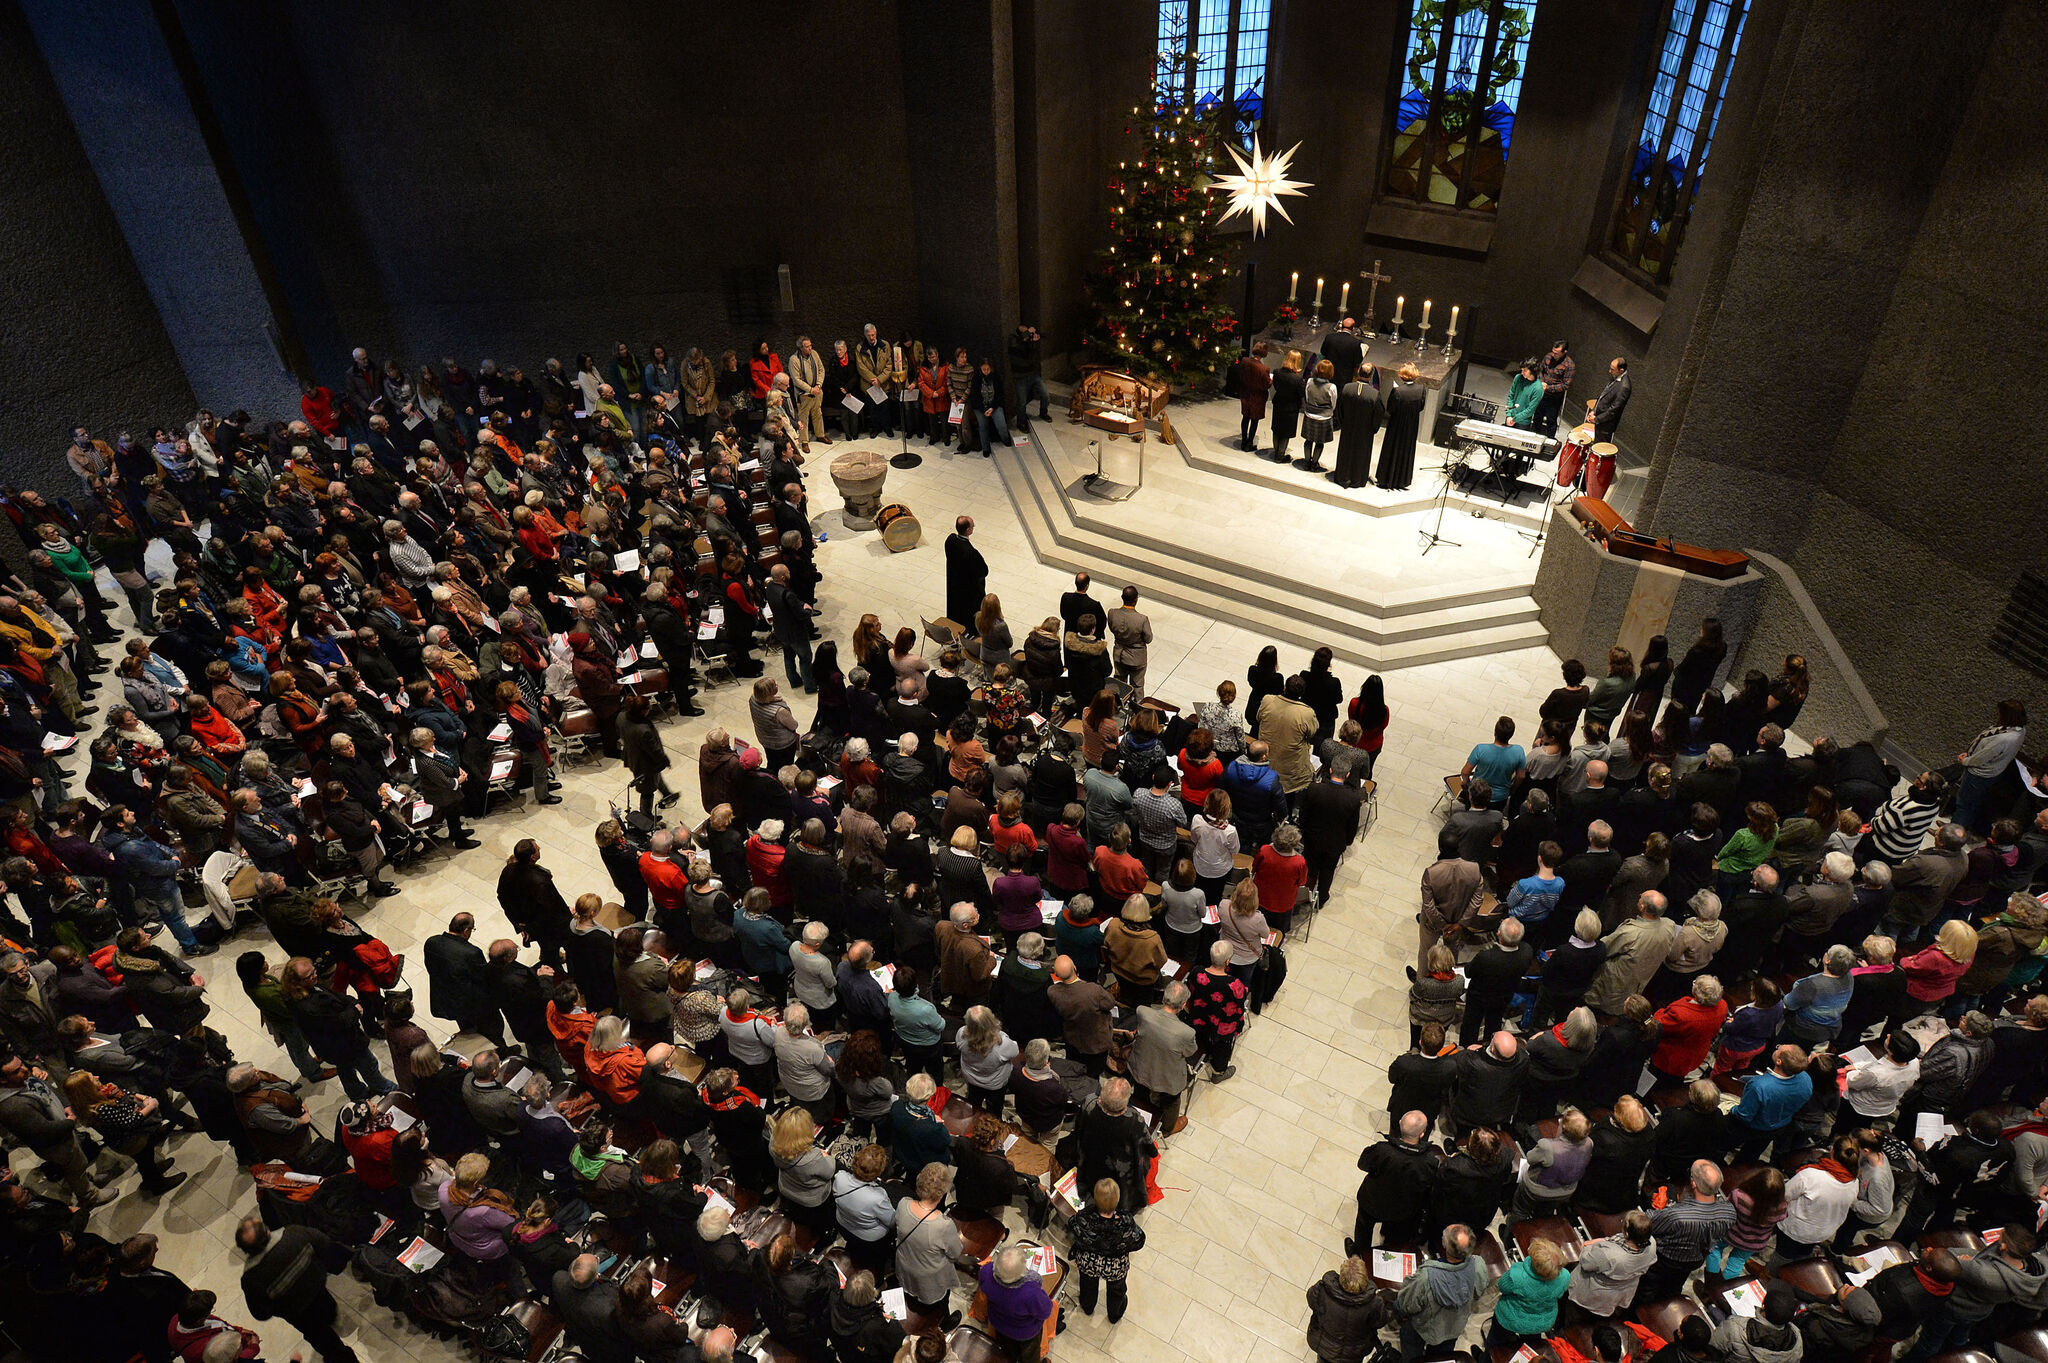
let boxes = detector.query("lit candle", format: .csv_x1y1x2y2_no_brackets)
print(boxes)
1289,272,1299,302
1421,299,1432,329
1393,295,1405,324
1447,306,1459,342
1313,277,1325,307
1339,282,1351,313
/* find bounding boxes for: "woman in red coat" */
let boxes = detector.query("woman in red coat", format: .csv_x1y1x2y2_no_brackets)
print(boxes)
1235,341,1273,452
1252,823,1310,932
1648,974,1729,1085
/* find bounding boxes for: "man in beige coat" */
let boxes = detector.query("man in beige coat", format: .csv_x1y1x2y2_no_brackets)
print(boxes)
1586,891,1678,1014
1256,675,1321,814
787,337,828,444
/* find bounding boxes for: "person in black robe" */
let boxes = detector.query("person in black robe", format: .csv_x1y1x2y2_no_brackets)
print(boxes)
943,516,987,627
1375,364,1425,491
1329,365,1384,489
1268,351,1306,465
1319,321,1365,387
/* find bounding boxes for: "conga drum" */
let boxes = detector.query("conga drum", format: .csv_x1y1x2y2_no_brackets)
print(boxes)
875,503,921,552
1587,442,1618,500
1557,423,1595,489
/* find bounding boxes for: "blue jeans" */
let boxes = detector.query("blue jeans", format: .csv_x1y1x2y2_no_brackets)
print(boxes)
135,892,198,951
279,1020,328,1083
1015,376,1049,418
333,1047,396,1101
1953,770,1995,835
1903,1306,1972,1363
976,409,1011,452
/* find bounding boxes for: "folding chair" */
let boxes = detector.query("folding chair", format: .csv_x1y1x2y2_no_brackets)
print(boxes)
921,617,964,657
552,708,600,766
200,850,259,931
1433,773,1465,816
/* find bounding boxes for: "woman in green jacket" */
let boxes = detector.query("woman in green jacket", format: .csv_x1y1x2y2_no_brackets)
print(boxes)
1487,1235,1571,1354
1506,358,1544,428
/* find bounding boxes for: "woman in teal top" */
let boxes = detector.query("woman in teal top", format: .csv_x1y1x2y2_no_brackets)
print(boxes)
1487,1237,1571,1352
1506,359,1544,429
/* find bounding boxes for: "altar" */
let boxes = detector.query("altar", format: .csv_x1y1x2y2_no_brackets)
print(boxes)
1261,324,1464,440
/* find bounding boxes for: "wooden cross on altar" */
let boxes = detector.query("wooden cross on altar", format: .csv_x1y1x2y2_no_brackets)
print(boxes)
1358,259,1393,330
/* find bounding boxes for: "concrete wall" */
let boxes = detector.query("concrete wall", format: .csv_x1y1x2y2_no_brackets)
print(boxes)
1774,0,2048,761
18,0,300,418
0,0,193,492
167,0,927,379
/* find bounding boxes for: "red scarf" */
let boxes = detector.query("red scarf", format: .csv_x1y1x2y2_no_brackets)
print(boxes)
1912,1265,1954,1296
1807,1157,1855,1183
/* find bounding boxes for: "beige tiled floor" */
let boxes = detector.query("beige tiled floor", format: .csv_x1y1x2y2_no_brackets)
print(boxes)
40,430,1569,1363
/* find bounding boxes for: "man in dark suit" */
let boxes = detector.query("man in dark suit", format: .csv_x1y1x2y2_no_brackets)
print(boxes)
1319,319,1366,389
1560,760,1624,856
1737,725,1787,806
639,1043,712,1162
638,584,704,719
423,913,503,1044
1058,571,1108,635
1556,823,1623,929
1298,761,1367,907
1677,745,1743,830
552,1255,636,1363
1716,865,1790,981
484,938,565,1080
407,726,477,847
944,516,988,628
1460,918,1533,1045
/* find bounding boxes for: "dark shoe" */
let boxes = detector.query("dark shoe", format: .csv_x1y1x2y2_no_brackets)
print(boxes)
1343,1238,1360,1258
680,704,706,717
1211,1064,1237,1082
453,836,482,849
370,882,401,898
657,791,680,810
142,1171,188,1195
538,795,564,805
290,1067,340,1091
183,943,217,958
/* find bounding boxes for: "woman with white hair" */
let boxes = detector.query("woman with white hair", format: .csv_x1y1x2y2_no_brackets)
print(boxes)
895,1163,967,1327
977,1242,1055,1358
955,1005,1020,1113
1648,890,1727,1003
1648,975,1729,1086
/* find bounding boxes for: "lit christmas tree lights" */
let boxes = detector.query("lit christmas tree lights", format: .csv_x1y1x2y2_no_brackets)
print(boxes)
1079,23,1239,392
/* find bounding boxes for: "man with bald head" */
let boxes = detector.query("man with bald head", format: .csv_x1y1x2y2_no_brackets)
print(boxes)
1047,954,1115,1075
1450,1030,1526,1137
1642,1159,1733,1300
1347,1109,1435,1257
553,1253,634,1363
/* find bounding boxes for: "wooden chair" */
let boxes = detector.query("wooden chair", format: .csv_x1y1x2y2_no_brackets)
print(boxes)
1509,1215,1583,1265
1772,1256,1845,1300
1434,773,1465,816
1918,1229,1987,1258
1634,1296,1704,1344
1577,1209,1628,1240
923,617,965,657
1927,1353,1997,1363
1695,1276,1760,1325
1996,1328,2048,1363
1366,1243,1425,1292
1475,1228,1511,1279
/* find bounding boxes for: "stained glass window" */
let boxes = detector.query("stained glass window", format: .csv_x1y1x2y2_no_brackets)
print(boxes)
1606,0,1749,289
1158,0,1270,141
1382,0,1540,214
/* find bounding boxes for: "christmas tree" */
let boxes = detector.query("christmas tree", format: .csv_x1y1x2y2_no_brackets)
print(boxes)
1079,24,1239,392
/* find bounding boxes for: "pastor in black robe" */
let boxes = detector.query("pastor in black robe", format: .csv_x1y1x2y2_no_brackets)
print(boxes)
1376,379,1426,491
1329,379,1384,489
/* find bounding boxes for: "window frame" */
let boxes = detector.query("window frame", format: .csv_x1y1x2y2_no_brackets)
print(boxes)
1378,0,1538,218
1602,0,1748,293
1159,0,1270,143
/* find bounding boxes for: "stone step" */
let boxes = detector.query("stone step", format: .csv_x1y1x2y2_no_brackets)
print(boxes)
1171,420,1553,533
1032,422,1539,619
993,438,1550,671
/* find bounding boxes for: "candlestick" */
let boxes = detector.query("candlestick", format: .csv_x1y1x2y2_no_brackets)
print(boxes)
1289,272,1299,302
1421,299,1432,329
1339,281,1350,313
1392,295,1405,324
1313,277,1324,307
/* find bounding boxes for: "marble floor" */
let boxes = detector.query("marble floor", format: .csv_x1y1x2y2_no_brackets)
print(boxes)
35,434,1576,1363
